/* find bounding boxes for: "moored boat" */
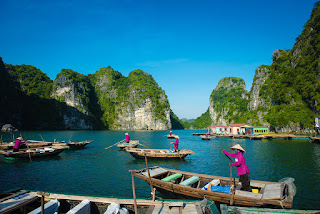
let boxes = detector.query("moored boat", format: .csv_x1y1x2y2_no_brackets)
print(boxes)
200,135,213,140
220,203,320,214
117,140,139,149
125,148,194,159
130,166,296,208
309,136,320,144
0,147,65,159
66,140,93,149
0,189,213,214
0,140,54,150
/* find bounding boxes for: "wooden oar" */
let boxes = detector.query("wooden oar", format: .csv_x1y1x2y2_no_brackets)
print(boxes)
104,139,125,150
138,142,153,149
39,134,45,142
68,134,74,143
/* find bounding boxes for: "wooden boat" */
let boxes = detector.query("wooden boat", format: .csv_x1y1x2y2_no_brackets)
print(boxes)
167,134,178,138
0,147,65,159
0,140,54,150
66,140,92,149
220,203,320,214
130,166,296,208
117,140,139,149
309,136,320,144
125,148,194,159
0,189,213,214
200,135,213,140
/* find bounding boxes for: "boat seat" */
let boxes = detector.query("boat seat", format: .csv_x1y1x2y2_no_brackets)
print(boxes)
180,176,200,186
28,199,60,214
66,199,90,214
162,173,183,182
142,167,168,177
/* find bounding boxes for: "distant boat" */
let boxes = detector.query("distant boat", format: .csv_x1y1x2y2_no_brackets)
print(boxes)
117,140,139,149
0,147,65,159
66,140,93,149
125,148,194,159
200,135,213,140
167,134,178,139
130,166,296,208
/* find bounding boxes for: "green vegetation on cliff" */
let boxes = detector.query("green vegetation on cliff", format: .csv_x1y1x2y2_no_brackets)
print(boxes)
5,64,53,98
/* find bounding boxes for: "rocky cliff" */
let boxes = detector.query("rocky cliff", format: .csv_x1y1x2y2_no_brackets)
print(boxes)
91,68,172,130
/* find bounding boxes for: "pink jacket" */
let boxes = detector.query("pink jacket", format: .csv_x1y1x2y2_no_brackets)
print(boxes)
125,135,130,143
13,139,25,149
223,150,250,176
173,139,179,150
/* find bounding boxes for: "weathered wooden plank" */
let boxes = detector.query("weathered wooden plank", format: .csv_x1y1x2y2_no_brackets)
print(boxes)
142,167,168,177
235,190,263,199
262,183,282,199
182,204,199,214
250,182,266,189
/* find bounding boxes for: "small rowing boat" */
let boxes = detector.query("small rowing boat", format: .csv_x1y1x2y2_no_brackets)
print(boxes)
167,134,178,139
130,166,296,208
117,140,139,149
66,140,92,149
0,147,65,159
220,203,320,214
200,135,213,140
125,148,194,159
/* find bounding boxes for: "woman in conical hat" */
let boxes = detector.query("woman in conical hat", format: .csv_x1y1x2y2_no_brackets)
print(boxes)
222,144,251,192
125,133,130,143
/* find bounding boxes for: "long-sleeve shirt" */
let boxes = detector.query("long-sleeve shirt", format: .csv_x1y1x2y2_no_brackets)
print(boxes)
173,139,179,150
125,135,130,143
223,150,250,176
13,139,25,149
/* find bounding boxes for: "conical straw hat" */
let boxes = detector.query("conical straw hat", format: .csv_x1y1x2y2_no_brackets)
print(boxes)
230,144,245,152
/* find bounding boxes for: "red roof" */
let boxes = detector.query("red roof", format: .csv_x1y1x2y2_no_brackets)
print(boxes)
229,123,246,127
211,125,228,127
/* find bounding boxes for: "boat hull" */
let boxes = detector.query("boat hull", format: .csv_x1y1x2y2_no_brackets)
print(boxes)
131,167,294,208
1,148,64,159
125,148,193,159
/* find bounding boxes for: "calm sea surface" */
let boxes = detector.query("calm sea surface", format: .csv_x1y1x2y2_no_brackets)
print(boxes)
0,130,319,209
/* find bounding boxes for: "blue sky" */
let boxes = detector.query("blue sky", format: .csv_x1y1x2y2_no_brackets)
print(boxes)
1,0,317,119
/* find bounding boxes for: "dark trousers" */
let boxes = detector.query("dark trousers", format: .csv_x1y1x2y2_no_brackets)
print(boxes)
240,173,252,192
13,148,19,152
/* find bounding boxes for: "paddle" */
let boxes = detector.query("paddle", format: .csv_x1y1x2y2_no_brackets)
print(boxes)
104,139,125,150
68,134,74,143
138,141,153,149
39,134,45,142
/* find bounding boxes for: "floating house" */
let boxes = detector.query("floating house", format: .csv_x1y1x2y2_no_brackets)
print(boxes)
246,127,269,135
210,125,229,135
228,123,246,135
240,124,252,135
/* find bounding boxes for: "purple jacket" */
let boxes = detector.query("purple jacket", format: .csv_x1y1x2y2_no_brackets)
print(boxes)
173,139,179,150
223,150,250,176
125,135,130,143
13,139,25,149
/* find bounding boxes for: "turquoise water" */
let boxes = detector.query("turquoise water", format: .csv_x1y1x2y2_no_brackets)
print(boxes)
1,130,320,209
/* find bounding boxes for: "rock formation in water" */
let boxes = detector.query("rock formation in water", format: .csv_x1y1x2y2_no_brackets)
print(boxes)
91,68,172,130
209,77,249,125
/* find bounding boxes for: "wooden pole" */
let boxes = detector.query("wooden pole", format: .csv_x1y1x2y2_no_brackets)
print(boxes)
131,171,138,214
144,154,155,201
104,139,125,150
37,191,50,214
40,134,45,142
22,134,32,163
68,134,74,143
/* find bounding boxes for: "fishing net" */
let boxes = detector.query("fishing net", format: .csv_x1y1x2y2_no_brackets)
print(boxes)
278,177,297,197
